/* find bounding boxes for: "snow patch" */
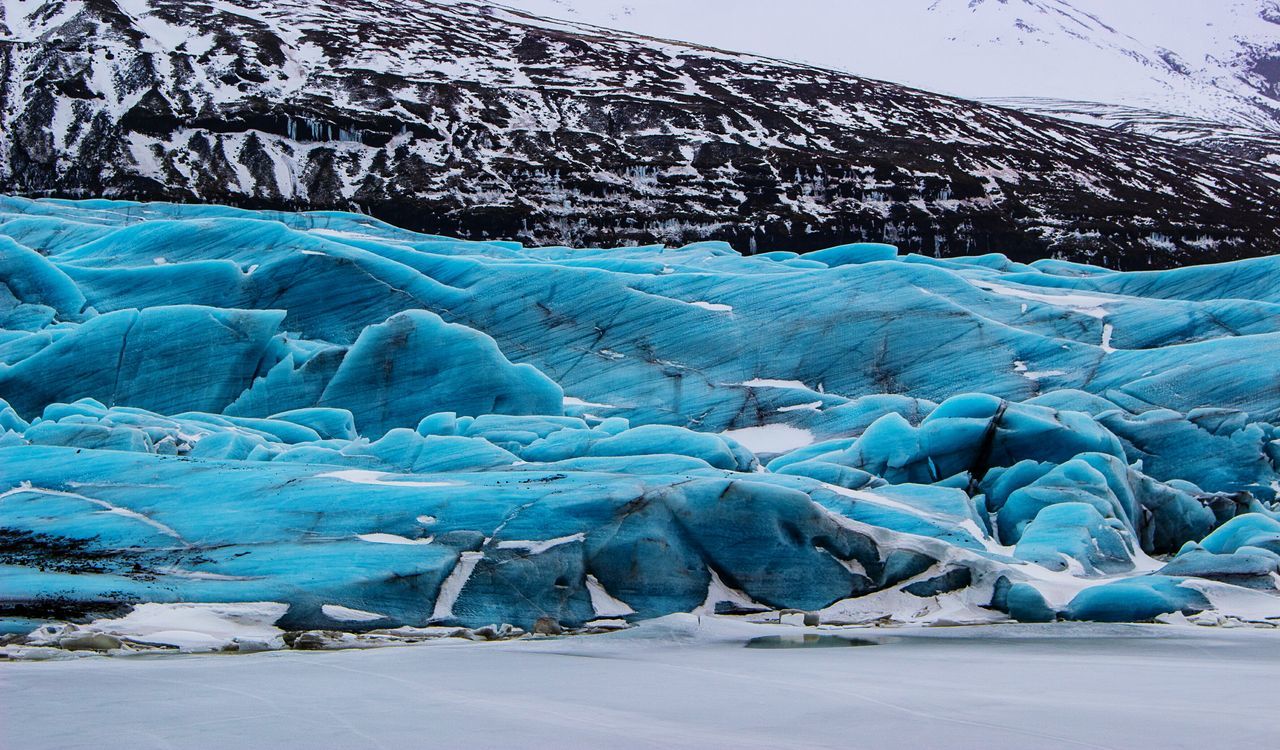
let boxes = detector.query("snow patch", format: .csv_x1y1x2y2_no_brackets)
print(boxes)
973,280,1113,319
735,378,810,389
1100,322,1116,353
495,533,586,555
776,401,822,413
585,574,636,617
322,604,388,622
318,469,459,488
80,602,287,652
357,533,434,545
564,396,614,408
431,551,484,621
721,424,813,454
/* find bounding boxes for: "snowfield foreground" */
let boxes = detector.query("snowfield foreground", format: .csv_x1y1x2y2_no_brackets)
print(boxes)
4,617,1280,750
3,197,1280,653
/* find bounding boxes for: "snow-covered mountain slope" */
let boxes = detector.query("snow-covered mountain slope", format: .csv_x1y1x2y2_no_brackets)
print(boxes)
499,0,1280,162
1,0,1278,265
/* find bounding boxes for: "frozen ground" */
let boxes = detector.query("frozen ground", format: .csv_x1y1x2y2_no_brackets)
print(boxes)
4,617,1278,750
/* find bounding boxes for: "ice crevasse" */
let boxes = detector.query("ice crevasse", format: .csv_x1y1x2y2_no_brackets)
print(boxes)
2,196,1279,638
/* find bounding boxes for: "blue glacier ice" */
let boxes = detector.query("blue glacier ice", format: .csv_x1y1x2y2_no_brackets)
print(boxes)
2,197,1279,636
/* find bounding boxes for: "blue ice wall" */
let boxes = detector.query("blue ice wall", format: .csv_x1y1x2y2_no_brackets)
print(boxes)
2,197,1278,630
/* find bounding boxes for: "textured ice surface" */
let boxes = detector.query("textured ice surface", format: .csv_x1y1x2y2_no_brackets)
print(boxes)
2,197,1279,634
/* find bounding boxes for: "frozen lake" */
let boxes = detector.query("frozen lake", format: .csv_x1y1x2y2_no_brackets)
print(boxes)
4,618,1279,749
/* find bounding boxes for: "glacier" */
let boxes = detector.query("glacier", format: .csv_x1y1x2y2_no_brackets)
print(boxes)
2,196,1280,644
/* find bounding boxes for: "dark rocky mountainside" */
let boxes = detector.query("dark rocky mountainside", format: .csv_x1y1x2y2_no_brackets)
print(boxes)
2,0,1278,267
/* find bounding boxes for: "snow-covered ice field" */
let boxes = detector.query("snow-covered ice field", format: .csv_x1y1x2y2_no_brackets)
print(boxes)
4,618,1278,749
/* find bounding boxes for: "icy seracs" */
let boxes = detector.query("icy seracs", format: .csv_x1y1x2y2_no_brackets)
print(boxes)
1,197,1279,644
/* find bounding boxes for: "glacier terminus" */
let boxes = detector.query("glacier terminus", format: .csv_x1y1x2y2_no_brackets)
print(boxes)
1,196,1279,651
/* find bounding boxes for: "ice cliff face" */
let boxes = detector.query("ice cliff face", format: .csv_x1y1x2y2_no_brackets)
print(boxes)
2,197,1280,637
1,0,1279,268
